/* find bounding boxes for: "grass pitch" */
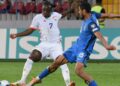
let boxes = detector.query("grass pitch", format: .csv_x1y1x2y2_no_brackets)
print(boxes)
0,62,120,86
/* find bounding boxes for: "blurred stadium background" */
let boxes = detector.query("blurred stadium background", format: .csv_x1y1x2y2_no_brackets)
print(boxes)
0,0,120,86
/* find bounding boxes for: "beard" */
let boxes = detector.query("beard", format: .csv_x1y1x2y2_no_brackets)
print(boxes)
80,15,84,20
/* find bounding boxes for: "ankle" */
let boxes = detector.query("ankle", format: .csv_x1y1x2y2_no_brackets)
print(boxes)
29,77,41,86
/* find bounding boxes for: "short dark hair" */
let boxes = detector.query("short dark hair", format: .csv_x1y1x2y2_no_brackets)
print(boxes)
80,2,91,13
43,0,51,6
43,0,55,8
96,0,102,4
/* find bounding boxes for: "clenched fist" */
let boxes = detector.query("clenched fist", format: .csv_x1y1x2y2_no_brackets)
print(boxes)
106,45,116,50
10,34,17,39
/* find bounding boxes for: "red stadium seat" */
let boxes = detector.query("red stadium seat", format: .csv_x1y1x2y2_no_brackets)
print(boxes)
8,2,17,14
0,0,11,13
17,1,25,14
62,1,70,11
25,2,36,14
9,1,25,14
54,2,63,13
36,2,42,13
0,4,6,13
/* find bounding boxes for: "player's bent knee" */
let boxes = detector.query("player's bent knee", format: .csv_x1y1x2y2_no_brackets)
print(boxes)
48,56,66,73
75,64,84,76
49,66,58,73
49,63,60,73
29,49,42,62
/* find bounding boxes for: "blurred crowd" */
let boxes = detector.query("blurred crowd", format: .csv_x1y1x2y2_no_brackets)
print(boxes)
0,0,97,20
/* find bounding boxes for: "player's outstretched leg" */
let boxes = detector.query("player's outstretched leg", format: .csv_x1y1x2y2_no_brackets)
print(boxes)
27,55,68,86
11,50,42,86
10,58,34,86
75,62,98,86
60,64,70,86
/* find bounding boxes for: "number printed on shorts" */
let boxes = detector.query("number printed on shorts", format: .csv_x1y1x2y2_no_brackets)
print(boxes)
49,23,53,29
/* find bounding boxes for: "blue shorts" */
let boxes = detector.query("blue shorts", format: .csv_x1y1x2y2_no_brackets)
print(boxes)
63,44,90,66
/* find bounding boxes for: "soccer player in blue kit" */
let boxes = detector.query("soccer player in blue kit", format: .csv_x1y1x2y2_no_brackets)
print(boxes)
26,2,117,86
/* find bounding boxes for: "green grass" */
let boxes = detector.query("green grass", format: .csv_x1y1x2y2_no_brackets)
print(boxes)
0,62,120,86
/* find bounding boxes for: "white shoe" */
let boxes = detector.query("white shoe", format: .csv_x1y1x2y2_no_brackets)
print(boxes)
10,80,26,86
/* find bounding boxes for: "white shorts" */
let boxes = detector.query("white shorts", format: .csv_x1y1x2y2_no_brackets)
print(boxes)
33,42,63,60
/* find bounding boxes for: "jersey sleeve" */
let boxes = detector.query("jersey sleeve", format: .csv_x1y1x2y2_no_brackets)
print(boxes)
92,11,102,19
54,12,62,20
89,22,100,33
29,15,39,30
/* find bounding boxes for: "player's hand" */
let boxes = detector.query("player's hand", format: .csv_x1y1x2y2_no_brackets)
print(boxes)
106,45,116,50
10,34,17,39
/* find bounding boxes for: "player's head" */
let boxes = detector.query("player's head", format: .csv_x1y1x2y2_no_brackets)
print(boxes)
79,2,91,19
75,0,87,3
42,0,52,18
96,0,102,5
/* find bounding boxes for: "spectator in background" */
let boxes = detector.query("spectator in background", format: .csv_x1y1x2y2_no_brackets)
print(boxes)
53,0,62,5
5,0,12,11
91,0,106,29
0,0,11,13
0,0,4,5
69,0,87,20
17,0,25,14
88,0,96,5
62,0,70,19
25,0,36,14
54,1,63,13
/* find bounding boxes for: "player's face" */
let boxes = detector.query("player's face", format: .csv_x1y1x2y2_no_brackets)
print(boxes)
42,5,52,18
79,7,85,20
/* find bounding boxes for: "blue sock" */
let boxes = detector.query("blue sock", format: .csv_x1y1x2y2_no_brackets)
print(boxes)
38,68,49,80
89,80,98,86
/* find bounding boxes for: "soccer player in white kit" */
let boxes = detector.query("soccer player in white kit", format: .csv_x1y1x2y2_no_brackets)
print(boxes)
10,1,72,86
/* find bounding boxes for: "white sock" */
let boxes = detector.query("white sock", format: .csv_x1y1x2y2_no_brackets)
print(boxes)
60,64,70,86
20,58,33,83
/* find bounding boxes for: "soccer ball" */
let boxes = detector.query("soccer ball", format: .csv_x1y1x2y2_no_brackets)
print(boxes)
0,80,10,86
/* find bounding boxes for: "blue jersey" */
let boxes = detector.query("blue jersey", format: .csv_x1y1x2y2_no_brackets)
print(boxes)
76,12,101,53
63,12,101,64
91,11,101,19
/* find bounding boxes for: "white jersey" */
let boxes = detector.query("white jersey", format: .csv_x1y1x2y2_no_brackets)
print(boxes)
30,12,62,43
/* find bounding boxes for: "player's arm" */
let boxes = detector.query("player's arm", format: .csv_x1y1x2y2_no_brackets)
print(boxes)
90,22,116,50
93,11,120,19
10,28,35,39
100,13,120,18
94,31,116,50
10,15,39,39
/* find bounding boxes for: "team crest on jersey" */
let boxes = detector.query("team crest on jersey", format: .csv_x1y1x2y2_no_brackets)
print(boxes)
52,16,57,21
43,20,46,22
91,24,96,29
78,52,85,58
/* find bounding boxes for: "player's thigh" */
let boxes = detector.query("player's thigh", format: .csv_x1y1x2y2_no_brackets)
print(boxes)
34,42,50,59
76,51,90,67
51,55,68,67
75,62,84,70
50,43,63,60
63,47,77,63
49,55,68,72
75,62,84,75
